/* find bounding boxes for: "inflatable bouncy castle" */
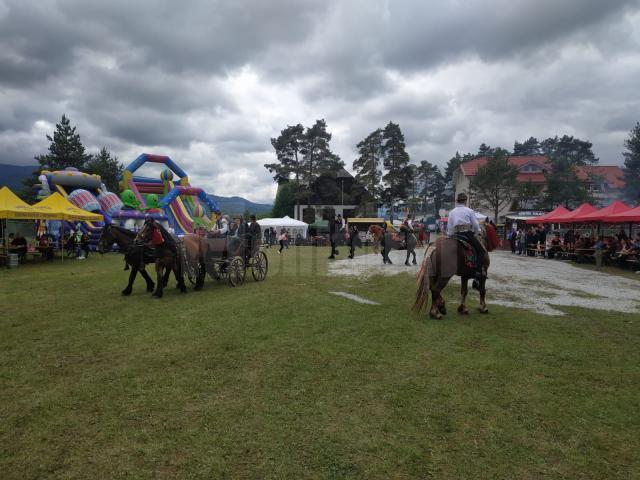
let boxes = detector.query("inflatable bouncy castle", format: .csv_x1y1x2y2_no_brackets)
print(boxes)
120,154,219,235
33,154,219,247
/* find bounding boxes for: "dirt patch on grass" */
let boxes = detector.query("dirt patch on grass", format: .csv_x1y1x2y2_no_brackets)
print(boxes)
328,248,640,316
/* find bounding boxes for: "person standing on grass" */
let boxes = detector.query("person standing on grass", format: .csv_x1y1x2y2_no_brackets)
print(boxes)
278,227,286,254
264,227,271,247
328,214,338,259
247,214,261,253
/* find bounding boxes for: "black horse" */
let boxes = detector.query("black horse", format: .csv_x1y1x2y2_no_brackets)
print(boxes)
97,223,172,296
135,219,187,298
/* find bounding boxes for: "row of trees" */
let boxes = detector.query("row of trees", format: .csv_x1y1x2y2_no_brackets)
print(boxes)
266,118,640,221
22,115,123,201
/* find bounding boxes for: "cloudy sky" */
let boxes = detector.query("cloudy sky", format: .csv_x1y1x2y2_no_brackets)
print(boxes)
1,0,639,203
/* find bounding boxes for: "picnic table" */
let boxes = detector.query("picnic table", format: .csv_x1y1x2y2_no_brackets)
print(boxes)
527,243,546,257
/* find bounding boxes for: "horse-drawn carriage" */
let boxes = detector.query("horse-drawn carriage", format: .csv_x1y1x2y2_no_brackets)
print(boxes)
180,233,268,287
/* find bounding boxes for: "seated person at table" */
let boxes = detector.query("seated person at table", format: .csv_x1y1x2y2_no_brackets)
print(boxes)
80,232,90,259
38,235,54,260
616,239,634,267
593,235,605,251
9,232,28,256
548,233,563,258
603,237,618,265
563,229,575,249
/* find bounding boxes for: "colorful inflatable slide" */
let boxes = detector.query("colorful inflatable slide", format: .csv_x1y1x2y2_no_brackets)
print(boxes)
120,154,219,235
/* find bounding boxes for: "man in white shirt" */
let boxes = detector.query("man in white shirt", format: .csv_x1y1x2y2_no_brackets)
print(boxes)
447,192,484,284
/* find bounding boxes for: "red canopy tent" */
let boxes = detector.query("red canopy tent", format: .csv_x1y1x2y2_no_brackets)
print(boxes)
525,206,570,224
571,200,631,222
552,203,597,224
602,205,640,223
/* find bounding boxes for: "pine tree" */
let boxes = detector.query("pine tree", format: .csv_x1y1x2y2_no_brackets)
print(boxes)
540,135,598,165
86,147,123,193
265,124,305,184
444,152,463,183
353,128,383,202
381,122,411,218
513,137,542,155
36,114,90,170
22,114,90,200
301,119,343,206
266,124,306,218
543,155,591,208
622,122,640,204
477,143,494,157
271,181,296,217
416,160,445,216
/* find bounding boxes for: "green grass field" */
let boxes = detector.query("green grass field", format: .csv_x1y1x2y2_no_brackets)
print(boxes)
1,248,639,479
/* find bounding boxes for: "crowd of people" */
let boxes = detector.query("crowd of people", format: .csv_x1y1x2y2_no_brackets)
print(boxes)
507,225,640,269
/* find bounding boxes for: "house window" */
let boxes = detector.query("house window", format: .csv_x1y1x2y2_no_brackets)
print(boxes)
520,163,542,173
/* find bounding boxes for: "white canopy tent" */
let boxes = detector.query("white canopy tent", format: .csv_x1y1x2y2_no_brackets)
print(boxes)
257,216,309,239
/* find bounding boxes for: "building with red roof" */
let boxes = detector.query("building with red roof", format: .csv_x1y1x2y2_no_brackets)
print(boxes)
453,155,625,222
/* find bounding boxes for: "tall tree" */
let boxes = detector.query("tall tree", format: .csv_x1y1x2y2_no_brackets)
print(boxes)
540,135,598,165
381,122,411,218
622,122,640,204
444,151,463,183
86,147,123,193
271,181,296,217
477,143,494,157
265,124,305,184
515,180,543,210
469,149,518,222
23,114,90,200
513,137,542,155
266,124,306,217
416,160,445,216
353,128,384,202
301,119,343,205
543,155,591,208
407,164,421,213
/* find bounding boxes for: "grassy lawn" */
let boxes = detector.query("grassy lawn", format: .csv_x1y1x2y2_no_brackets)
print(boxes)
1,247,639,479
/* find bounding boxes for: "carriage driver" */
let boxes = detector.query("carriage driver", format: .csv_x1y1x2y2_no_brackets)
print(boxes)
447,192,485,282
210,211,229,237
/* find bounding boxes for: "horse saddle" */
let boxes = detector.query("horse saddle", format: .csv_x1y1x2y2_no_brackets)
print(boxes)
451,236,476,268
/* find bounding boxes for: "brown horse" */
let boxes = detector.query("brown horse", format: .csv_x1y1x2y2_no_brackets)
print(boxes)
181,233,254,289
413,225,492,319
136,219,187,298
369,225,417,265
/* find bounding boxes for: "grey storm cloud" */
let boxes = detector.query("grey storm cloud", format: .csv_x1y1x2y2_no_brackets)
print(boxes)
1,0,639,202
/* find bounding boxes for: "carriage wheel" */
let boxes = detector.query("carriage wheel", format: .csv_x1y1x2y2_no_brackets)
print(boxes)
251,250,268,281
228,256,246,287
206,259,227,281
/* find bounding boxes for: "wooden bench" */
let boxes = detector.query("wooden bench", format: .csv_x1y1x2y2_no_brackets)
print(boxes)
527,244,545,257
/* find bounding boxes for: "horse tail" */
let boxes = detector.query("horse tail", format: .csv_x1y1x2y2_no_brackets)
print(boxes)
413,245,435,311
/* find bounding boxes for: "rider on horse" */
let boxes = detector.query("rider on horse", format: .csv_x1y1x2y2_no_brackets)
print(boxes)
447,192,485,287
401,214,414,248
